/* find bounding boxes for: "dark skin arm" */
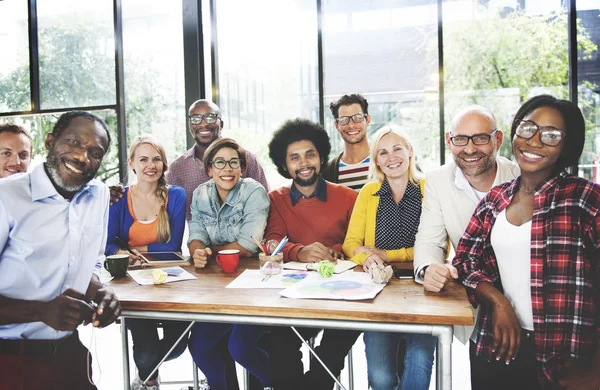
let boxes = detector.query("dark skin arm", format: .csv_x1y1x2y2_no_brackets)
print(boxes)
474,281,521,365
297,242,341,263
85,274,121,328
0,290,95,331
109,184,125,206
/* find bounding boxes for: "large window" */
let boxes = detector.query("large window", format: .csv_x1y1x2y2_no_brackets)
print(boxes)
215,0,319,187
577,1,600,183
322,0,440,171
122,0,187,183
0,0,31,112
37,0,116,109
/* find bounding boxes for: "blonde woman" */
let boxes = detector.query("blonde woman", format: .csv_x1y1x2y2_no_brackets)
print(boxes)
342,126,436,390
105,134,187,390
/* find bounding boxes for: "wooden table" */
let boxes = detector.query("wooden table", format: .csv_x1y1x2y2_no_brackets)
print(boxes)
109,258,473,390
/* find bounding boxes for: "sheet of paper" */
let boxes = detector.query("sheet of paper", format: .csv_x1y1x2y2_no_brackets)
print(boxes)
127,266,196,286
225,269,321,289
279,271,385,300
283,259,358,274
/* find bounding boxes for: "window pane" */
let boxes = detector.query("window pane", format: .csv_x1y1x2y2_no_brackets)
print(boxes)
443,0,567,160
0,110,119,184
216,0,319,188
122,0,187,170
0,0,30,112
37,0,116,109
322,0,440,172
577,2,600,183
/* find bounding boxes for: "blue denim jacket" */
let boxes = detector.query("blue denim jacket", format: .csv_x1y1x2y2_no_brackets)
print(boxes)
188,178,270,253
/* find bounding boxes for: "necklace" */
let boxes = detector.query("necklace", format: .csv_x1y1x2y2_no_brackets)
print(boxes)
519,184,536,195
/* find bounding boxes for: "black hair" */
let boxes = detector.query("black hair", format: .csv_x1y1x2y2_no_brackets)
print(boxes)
52,111,111,149
510,94,585,172
329,94,369,119
268,118,331,179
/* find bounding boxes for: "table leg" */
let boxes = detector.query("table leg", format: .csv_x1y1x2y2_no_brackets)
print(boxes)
435,325,453,390
121,318,131,390
142,321,196,384
290,326,347,390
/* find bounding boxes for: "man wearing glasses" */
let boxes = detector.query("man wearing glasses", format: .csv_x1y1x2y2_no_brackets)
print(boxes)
412,105,519,381
167,99,269,220
323,94,371,191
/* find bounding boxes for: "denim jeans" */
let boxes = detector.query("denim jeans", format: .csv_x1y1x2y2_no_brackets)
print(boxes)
365,331,437,390
128,319,190,381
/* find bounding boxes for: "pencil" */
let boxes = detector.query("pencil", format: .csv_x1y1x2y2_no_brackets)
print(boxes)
251,236,265,253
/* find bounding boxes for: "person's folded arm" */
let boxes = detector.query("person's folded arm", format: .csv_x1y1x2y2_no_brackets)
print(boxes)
105,191,125,256
343,186,369,264
385,247,414,262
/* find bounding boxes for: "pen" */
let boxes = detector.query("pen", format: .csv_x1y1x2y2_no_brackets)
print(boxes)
116,237,147,263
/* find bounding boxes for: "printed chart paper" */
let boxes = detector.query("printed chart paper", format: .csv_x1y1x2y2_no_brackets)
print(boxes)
279,272,385,300
283,260,357,274
226,269,321,289
127,266,196,286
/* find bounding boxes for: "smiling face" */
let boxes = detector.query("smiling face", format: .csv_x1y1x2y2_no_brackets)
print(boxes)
45,117,108,193
188,102,222,147
0,132,32,178
512,106,565,180
375,132,413,181
446,111,501,178
129,143,165,184
208,146,242,198
334,103,369,145
285,139,321,187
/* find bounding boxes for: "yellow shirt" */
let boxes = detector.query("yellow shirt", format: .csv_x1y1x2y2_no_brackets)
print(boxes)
342,179,425,265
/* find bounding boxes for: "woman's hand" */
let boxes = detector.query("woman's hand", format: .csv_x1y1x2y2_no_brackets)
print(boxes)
354,246,387,261
363,254,385,273
490,297,521,365
193,247,212,269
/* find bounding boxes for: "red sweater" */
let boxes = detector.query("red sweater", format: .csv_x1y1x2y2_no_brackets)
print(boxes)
265,182,358,261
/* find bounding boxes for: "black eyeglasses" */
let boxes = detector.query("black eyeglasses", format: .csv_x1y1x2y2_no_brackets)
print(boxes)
188,113,220,125
210,158,241,170
449,129,498,146
515,120,566,147
336,113,366,126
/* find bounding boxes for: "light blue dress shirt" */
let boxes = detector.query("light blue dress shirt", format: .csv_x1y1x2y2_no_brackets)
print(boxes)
188,178,269,252
0,164,109,340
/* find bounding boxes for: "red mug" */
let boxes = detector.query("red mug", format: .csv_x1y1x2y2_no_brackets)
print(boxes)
216,249,240,273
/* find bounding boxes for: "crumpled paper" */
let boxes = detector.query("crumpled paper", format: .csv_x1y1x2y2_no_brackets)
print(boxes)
152,269,168,284
317,260,335,278
369,263,393,284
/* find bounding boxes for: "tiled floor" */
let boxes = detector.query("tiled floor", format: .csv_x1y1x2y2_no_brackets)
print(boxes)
79,323,472,390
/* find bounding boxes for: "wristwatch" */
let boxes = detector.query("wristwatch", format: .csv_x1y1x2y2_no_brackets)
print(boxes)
417,265,429,280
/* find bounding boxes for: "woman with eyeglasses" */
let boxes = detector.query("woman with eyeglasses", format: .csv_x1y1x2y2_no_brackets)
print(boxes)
453,95,600,389
187,138,272,390
105,134,187,390
342,126,437,390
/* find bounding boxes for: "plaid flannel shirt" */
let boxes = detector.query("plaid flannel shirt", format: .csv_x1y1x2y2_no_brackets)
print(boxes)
453,172,600,386
166,145,270,220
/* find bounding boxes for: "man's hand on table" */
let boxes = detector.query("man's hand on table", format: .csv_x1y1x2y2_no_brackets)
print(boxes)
423,263,458,292
297,242,340,263
193,247,212,269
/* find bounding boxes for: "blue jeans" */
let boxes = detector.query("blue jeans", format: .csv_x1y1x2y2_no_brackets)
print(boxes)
365,331,437,390
189,323,271,390
128,319,190,381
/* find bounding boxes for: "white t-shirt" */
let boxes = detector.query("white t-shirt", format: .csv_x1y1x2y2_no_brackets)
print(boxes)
490,209,534,330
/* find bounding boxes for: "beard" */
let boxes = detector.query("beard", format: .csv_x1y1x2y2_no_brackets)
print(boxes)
453,150,496,178
293,167,319,187
46,148,94,193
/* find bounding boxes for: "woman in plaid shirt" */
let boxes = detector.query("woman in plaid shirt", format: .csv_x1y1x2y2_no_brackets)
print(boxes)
453,95,600,390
